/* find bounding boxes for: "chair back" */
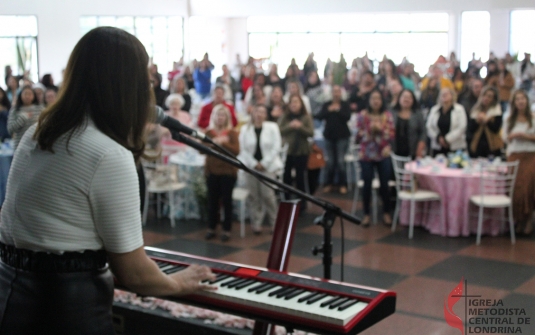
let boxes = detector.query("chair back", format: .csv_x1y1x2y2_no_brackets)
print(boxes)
390,153,416,193
478,160,519,198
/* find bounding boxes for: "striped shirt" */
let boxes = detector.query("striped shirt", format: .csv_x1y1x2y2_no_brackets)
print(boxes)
0,120,143,253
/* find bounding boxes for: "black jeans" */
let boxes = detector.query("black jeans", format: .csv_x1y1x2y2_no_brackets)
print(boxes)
283,155,309,198
0,245,114,335
324,138,349,186
206,174,236,232
360,158,392,215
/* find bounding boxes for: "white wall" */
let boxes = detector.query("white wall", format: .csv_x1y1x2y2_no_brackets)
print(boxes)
189,0,535,16
0,0,188,82
227,18,248,69
2,0,535,81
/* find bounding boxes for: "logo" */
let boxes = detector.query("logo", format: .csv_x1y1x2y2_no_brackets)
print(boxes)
444,278,531,334
444,277,465,335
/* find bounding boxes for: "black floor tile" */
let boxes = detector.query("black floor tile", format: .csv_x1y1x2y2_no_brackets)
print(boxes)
499,293,535,333
377,228,475,252
144,217,206,235
419,255,535,290
153,238,241,259
253,232,364,258
301,264,408,289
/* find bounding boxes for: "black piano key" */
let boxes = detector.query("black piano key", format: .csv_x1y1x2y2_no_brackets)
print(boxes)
209,274,231,284
220,277,243,287
284,289,305,300
338,299,359,311
268,286,290,297
247,282,269,292
297,291,320,303
159,264,177,272
306,293,327,304
329,297,350,309
320,296,342,308
276,287,298,298
255,283,277,294
234,279,256,290
202,272,226,283
163,265,185,274
226,278,249,288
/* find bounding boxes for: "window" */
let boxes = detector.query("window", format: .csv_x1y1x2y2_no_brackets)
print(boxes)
510,10,535,60
80,16,184,87
247,13,449,77
460,11,490,71
0,16,39,84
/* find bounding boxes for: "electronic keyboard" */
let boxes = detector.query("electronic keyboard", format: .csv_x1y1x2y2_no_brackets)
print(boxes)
142,246,396,335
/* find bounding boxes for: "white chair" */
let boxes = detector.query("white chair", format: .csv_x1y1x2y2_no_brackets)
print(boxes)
232,187,249,238
469,160,519,245
350,160,396,224
142,164,187,228
391,153,443,239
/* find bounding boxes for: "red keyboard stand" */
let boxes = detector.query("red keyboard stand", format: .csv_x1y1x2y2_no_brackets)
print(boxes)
252,200,301,335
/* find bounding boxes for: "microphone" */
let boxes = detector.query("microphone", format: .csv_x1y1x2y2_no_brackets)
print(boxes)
154,106,207,141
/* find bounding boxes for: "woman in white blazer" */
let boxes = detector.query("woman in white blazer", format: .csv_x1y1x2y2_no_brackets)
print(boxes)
238,104,282,234
426,87,468,156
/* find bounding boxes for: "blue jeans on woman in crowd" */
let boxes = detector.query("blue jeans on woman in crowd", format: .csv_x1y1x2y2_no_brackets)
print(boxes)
324,137,349,188
359,158,392,217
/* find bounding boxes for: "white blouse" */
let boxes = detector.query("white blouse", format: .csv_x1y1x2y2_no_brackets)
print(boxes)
0,121,144,253
502,114,535,156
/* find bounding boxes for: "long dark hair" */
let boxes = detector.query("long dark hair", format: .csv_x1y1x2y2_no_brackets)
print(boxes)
0,87,11,111
41,74,54,88
393,89,419,112
473,86,499,112
15,85,38,110
368,88,386,113
285,94,308,116
34,27,154,162
507,89,532,134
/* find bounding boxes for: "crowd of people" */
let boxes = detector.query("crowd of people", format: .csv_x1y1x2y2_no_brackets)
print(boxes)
2,48,535,239
150,50,535,237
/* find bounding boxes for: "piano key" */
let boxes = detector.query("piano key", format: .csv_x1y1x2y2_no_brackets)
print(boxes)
226,278,250,289
163,265,185,274
284,289,305,300
159,264,177,272
233,279,256,290
338,299,359,311
255,283,277,294
247,282,270,293
320,296,342,308
268,286,291,297
221,276,243,287
329,297,350,309
297,291,320,303
208,274,231,284
276,287,298,298
306,293,327,304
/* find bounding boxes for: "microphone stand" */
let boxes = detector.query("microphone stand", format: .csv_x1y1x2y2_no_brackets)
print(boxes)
170,131,361,280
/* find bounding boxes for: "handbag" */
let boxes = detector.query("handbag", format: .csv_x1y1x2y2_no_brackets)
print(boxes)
307,143,326,170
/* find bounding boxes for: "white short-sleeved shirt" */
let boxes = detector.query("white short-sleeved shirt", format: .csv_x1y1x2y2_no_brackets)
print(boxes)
502,114,535,156
0,120,144,253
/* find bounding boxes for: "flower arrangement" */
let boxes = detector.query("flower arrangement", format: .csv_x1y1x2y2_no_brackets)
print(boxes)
447,150,470,169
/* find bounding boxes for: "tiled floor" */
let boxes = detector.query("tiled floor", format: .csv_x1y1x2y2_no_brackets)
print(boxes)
142,191,535,335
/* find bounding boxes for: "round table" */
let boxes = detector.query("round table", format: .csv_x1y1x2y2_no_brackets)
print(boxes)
399,162,504,237
168,148,206,220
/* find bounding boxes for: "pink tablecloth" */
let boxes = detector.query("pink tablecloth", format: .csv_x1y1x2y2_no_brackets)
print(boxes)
398,163,504,237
